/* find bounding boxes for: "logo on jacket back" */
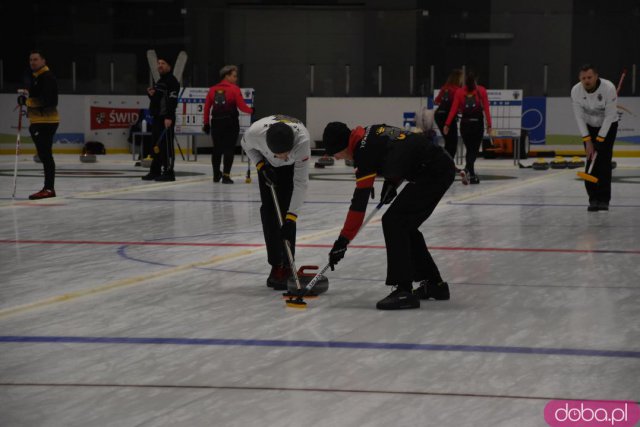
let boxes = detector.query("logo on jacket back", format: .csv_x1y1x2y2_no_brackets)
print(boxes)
440,89,452,109
375,126,408,141
273,114,302,125
213,89,227,114
463,92,482,115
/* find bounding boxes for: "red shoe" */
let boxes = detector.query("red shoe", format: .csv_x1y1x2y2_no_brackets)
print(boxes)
459,169,470,185
29,188,56,200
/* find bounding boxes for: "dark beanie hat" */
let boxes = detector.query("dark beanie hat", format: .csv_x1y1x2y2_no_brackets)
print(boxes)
156,53,173,68
323,122,351,156
266,122,294,154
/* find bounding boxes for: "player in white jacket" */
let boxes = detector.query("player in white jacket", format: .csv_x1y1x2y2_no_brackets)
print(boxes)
571,64,618,212
241,115,311,289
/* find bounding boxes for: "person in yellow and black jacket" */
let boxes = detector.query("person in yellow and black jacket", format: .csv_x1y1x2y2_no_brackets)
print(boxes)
322,122,455,310
18,50,59,200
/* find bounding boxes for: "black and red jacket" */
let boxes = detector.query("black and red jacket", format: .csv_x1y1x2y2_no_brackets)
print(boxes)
445,85,492,128
203,80,253,123
339,125,442,241
435,83,460,114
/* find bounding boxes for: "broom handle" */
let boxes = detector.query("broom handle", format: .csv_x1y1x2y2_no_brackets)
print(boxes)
300,199,385,295
587,151,597,175
268,184,303,291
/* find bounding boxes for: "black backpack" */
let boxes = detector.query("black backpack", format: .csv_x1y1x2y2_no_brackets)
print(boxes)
82,141,106,155
212,89,229,115
462,91,483,117
439,88,453,111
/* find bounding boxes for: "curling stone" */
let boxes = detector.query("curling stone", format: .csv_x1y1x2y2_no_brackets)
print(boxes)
287,265,329,296
567,156,585,169
33,154,41,163
80,153,97,163
141,155,153,168
550,156,567,169
317,156,335,166
345,159,354,167
611,161,617,170
532,158,549,170
314,162,325,168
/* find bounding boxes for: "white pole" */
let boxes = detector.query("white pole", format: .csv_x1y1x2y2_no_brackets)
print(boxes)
429,64,435,94
503,64,508,89
110,61,115,92
409,65,414,95
345,64,350,96
72,61,77,92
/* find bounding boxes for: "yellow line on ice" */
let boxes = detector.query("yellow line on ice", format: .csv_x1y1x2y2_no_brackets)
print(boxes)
0,168,573,319
0,247,260,319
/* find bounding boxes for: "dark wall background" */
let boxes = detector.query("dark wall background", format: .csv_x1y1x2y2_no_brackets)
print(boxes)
1,0,638,120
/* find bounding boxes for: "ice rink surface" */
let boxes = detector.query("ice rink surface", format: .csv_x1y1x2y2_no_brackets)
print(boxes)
1,153,639,427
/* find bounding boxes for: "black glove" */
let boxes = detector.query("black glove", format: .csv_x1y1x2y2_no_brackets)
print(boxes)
257,160,276,186
202,123,210,134
329,236,349,270
17,95,27,106
281,215,296,244
381,180,398,204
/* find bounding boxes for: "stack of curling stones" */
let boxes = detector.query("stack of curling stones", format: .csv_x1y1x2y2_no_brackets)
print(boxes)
314,156,335,169
287,265,329,296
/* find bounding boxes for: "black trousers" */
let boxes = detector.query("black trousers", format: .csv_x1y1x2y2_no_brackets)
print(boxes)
460,118,484,174
211,117,240,175
585,122,617,204
381,151,456,286
29,123,58,190
258,164,296,267
435,109,459,159
150,118,175,175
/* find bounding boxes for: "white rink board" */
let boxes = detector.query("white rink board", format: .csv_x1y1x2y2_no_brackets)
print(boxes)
176,87,255,135
434,89,523,137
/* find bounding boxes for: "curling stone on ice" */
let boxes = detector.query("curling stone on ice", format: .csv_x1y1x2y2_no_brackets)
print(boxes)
550,156,567,169
567,156,585,169
287,265,329,296
141,155,153,168
33,154,41,163
316,156,335,166
80,153,97,163
532,158,549,170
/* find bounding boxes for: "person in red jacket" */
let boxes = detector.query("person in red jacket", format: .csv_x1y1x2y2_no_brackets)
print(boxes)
202,65,254,183
443,71,492,184
434,69,462,160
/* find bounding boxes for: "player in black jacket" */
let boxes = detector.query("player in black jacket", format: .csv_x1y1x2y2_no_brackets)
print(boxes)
142,56,180,181
19,50,59,199
323,122,455,310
